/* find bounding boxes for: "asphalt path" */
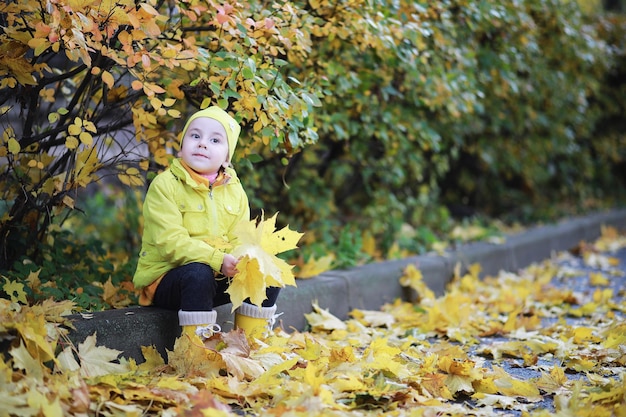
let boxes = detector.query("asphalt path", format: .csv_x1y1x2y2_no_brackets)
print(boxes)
463,244,626,415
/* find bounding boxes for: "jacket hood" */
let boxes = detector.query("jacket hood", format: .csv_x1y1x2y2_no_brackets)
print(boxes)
180,106,241,162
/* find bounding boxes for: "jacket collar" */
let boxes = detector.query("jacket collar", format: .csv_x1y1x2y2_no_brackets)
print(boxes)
170,158,233,189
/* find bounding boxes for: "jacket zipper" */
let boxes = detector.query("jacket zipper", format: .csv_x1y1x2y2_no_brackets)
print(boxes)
208,183,218,236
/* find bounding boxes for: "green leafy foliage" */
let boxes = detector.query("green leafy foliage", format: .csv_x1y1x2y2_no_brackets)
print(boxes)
0,188,140,310
239,0,626,260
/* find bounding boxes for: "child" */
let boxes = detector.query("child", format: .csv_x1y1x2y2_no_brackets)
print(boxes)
133,106,280,340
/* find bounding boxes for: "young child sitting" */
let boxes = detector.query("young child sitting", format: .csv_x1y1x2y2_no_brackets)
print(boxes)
133,106,280,340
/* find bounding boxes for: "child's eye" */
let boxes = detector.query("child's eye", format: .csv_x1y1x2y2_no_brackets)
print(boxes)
210,137,221,143
191,133,200,139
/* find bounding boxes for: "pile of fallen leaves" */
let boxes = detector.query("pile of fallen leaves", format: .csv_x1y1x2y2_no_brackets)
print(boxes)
1,227,625,416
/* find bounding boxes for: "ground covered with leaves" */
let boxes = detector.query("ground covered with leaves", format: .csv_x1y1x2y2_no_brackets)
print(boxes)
1,228,625,416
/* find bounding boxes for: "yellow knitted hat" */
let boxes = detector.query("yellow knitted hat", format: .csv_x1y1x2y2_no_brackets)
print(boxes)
180,106,241,162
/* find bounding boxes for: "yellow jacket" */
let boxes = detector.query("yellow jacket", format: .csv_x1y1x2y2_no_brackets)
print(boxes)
133,158,250,289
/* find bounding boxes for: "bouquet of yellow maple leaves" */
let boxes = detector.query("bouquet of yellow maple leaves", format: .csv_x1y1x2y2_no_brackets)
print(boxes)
226,212,303,311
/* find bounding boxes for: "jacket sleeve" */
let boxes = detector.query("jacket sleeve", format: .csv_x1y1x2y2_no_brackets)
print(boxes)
143,174,225,272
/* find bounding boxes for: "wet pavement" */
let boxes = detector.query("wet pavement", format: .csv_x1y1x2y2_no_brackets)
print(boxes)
464,243,626,415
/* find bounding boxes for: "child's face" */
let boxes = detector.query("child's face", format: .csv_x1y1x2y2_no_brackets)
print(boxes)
179,117,229,175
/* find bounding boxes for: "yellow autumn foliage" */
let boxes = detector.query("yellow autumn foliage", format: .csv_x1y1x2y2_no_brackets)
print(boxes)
228,212,304,310
0,229,625,416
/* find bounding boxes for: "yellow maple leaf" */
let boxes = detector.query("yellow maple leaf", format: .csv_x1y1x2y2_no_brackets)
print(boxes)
351,309,395,328
446,374,475,395
167,333,223,377
330,374,366,392
220,352,264,380
2,277,28,304
570,326,600,344
536,365,568,394
473,375,499,395
251,357,300,388
10,340,46,380
603,323,626,349
303,362,326,395
37,298,75,322
57,333,128,377
137,346,165,371
362,337,403,376
473,393,520,410
329,345,357,366
399,263,435,302
491,365,542,400
209,330,265,380
228,256,267,308
589,271,609,286
14,313,57,363
420,373,453,399
26,390,64,417
296,254,335,279
304,301,347,332
25,269,42,295
295,335,325,361
101,277,118,305
438,356,478,377
586,379,626,405
228,212,303,310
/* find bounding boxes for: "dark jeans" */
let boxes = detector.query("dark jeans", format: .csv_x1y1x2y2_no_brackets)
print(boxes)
153,262,280,311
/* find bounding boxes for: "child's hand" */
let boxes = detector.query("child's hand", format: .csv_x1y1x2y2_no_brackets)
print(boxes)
220,254,238,277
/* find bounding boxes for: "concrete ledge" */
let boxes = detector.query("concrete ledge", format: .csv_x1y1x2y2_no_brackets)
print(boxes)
449,240,516,278
65,208,626,363
277,273,350,331
67,307,179,363
340,257,419,311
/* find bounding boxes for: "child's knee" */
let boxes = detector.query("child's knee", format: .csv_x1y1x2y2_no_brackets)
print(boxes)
182,262,216,292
